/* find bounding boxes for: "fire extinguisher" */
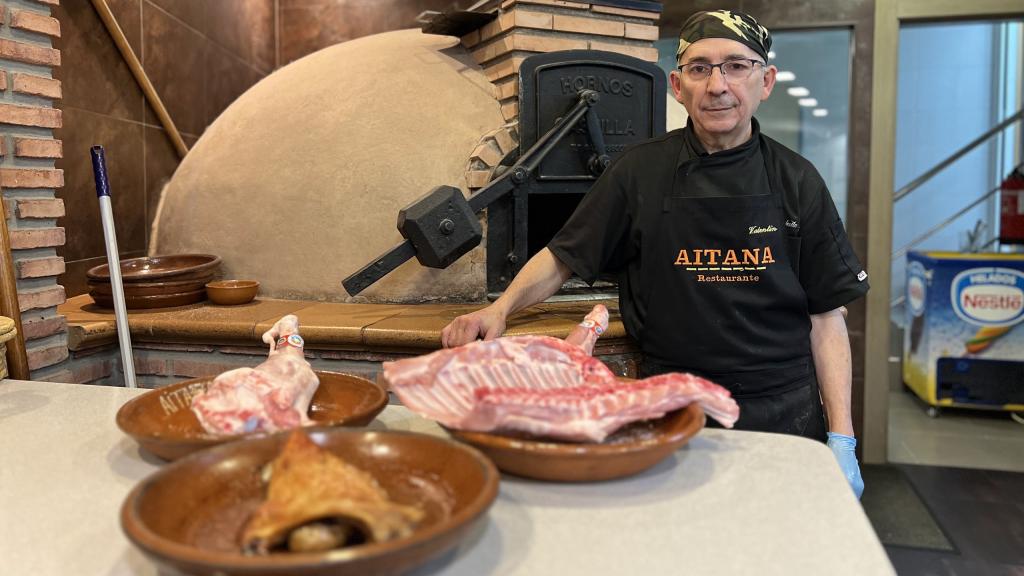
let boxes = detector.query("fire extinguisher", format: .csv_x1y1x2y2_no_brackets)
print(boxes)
998,165,1024,244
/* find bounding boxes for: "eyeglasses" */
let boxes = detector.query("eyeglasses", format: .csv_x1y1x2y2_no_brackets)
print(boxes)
677,58,765,83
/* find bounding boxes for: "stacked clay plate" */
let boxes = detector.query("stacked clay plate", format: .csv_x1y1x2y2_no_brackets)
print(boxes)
87,254,221,309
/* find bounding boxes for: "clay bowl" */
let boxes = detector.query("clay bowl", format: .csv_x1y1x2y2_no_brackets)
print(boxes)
447,403,706,482
88,276,214,297
121,428,499,576
87,254,221,282
116,371,388,460
91,288,208,310
206,280,260,305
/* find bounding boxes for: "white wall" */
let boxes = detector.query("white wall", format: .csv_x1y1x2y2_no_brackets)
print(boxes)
891,22,1001,321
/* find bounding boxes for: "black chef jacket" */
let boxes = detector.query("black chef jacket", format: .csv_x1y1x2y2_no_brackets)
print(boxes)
548,119,869,376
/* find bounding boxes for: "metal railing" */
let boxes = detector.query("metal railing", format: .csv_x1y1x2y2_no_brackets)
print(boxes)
893,109,1022,202
890,183,1003,263
889,109,1023,309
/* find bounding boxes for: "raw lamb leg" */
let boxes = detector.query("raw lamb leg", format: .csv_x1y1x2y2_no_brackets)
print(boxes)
191,315,319,435
563,304,609,354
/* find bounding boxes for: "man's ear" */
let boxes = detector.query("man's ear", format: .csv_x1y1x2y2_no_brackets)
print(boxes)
669,69,685,102
761,64,777,100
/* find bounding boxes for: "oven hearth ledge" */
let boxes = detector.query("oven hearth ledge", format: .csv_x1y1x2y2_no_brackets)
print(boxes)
56,295,640,388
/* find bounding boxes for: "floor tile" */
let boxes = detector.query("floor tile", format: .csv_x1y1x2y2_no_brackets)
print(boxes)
938,558,1024,576
889,546,1024,576
893,431,1024,472
880,465,1024,575
984,469,1024,503
925,499,1024,564
860,465,954,551
889,433,920,464
890,391,1023,437
888,390,1024,472
886,546,953,576
902,465,1021,505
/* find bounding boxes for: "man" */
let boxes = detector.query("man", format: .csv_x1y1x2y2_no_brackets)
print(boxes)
441,10,868,497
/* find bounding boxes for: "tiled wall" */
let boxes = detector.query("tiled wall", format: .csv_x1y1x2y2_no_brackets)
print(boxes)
278,0,456,64
53,0,275,297
53,0,472,299
0,0,69,379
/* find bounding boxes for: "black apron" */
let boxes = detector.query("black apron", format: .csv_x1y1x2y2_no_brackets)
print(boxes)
636,135,827,442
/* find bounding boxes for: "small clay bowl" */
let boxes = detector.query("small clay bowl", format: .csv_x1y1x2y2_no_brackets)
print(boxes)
206,280,260,305
447,403,706,482
121,429,499,576
116,371,388,460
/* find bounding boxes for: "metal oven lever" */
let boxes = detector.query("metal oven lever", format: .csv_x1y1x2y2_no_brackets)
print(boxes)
342,89,602,296
585,106,611,176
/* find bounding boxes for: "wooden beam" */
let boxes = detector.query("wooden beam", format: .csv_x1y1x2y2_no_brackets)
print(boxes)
898,0,1024,20
0,194,31,380
862,0,901,464
89,0,189,160
863,0,1024,463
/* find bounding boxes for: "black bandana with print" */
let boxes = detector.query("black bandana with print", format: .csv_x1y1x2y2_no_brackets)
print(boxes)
676,10,772,63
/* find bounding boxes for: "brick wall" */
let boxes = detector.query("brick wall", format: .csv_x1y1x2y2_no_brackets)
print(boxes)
0,0,68,379
61,340,641,389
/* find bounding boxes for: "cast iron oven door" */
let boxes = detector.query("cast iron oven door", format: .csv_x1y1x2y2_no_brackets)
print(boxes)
488,50,666,292
341,50,665,297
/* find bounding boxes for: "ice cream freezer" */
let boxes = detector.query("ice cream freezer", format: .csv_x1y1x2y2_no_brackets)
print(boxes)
903,251,1024,412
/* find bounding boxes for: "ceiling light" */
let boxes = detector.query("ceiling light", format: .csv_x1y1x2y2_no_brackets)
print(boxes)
798,98,818,107
812,108,829,117
768,51,776,59
775,71,796,82
787,87,810,97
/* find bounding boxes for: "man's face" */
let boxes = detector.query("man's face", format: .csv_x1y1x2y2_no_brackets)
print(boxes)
670,38,776,143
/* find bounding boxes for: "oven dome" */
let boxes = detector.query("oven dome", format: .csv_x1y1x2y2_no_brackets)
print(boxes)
150,29,502,303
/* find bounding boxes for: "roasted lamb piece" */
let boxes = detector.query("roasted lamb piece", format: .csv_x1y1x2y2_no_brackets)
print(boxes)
191,315,319,435
242,431,424,554
384,304,739,442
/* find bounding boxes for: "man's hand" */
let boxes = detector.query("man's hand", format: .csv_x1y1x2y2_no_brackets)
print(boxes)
827,432,865,499
441,305,508,348
441,248,574,349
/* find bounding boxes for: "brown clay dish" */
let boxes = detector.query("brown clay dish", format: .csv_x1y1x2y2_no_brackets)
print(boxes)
206,280,260,305
116,371,389,460
87,254,221,282
91,288,208,310
447,403,706,482
121,429,499,576
87,276,214,297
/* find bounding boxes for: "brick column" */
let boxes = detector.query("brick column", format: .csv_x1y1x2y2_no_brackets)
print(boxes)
463,0,661,125
460,0,661,189
0,0,68,379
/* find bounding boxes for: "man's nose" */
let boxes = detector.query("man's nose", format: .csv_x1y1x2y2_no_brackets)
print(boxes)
706,66,729,93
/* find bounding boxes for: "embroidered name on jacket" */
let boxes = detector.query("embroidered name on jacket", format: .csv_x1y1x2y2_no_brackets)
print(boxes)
674,246,776,268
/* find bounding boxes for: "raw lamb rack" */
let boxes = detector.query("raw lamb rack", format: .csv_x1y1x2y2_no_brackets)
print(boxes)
384,305,739,442
191,315,319,435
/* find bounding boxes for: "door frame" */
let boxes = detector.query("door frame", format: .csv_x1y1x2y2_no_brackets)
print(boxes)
864,0,1024,462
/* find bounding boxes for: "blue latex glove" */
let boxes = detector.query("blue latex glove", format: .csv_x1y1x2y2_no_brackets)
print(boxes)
827,432,864,499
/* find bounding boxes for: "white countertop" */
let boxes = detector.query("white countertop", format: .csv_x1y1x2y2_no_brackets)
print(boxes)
0,379,895,575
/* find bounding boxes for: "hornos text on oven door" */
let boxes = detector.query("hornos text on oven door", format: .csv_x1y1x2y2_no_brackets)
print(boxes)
950,267,1024,327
